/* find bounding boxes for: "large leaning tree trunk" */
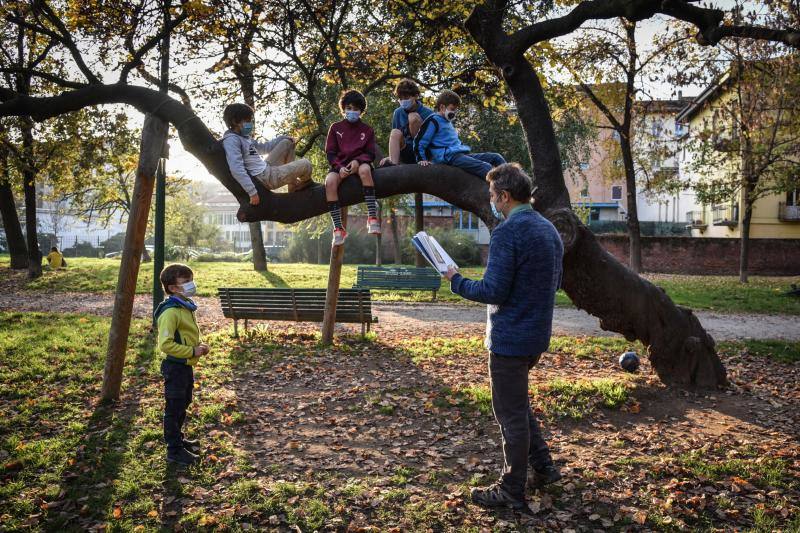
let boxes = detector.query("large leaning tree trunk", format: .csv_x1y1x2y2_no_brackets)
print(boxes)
465,2,725,387
0,144,28,269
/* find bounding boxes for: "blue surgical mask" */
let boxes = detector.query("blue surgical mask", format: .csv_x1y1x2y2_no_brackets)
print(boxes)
241,122,253,137
181,281,197,297
490,201,505,220
399,99,413,110
345,110,361,123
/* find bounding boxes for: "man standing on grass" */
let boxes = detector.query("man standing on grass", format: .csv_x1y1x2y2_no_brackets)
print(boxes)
445,163,564,510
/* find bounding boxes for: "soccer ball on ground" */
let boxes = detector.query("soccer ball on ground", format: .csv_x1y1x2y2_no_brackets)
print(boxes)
618,351,640,373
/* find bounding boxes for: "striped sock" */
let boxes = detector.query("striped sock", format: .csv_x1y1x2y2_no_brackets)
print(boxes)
328,201,344,230
363,186,377,218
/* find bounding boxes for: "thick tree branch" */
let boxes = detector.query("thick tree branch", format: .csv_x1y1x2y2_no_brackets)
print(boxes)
0,83,497,228
119,10,190,83
508,0,800,55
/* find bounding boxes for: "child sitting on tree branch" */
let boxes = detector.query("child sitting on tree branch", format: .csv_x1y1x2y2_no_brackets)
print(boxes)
414,89,506,178
221,103,313,206
324,89,380,246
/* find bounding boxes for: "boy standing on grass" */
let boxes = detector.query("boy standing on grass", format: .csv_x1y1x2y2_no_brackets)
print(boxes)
324,89,381,246
155,264,209,466
379,79,433,167
222,103,314,206
414,89,506,179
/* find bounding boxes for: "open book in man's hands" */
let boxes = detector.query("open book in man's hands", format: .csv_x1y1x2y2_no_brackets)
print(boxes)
411,231,459,275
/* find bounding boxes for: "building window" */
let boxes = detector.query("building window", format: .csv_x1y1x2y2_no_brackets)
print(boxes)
612,131,621,141
651,119,663,137
787,189,799,206
590,208,600,221
580,185,589,198
579,162,589,171
611,186,622,200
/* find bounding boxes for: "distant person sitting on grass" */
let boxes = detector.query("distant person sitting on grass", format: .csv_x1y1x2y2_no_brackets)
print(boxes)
413,90,506,179
324,89,381,246
155,264,209,466
45,246,66,269
221,103,313,207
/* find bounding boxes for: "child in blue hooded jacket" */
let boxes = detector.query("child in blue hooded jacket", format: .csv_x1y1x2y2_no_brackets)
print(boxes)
413,90,506,179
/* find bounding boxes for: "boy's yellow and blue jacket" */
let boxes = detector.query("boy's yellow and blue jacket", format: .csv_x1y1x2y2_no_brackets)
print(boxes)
154,296,200,365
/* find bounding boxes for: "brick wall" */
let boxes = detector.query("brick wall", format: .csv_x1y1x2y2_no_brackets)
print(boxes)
596,235,800,275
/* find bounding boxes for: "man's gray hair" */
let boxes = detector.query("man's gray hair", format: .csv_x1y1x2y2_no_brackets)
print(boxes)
486,163,532,202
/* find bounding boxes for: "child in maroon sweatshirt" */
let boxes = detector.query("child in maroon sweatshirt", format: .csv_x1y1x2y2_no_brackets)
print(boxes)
324,89,380,246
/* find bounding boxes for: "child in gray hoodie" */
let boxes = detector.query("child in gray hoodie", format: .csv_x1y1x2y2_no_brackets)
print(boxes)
221,103,313,206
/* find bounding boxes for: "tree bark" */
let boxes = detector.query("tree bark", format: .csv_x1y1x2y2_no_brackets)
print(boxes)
466,4,726,387
375,201,383,266
248,222,267,271
21,118,41,279
390,209,402,264
739,185,755,284
620,139,643,273
0,150,28,269
321,207,346,345
101,114,168,401
414,192,424,266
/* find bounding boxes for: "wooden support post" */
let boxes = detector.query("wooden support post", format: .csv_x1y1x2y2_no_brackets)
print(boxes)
100,115,168,402
321,207,347,345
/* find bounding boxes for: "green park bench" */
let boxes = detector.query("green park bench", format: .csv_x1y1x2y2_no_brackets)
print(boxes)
217,287,378,337
353,265,442,301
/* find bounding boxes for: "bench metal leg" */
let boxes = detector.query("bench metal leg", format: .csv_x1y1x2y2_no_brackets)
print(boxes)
361,322,366,337
244,318,249,333
432,290,437,302
233,319,239,338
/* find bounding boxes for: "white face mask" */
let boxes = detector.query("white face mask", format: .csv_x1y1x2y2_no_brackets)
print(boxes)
180,281,197,297
444,109,456,121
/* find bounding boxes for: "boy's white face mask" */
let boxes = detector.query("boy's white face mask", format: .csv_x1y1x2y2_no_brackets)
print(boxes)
180,281,197,297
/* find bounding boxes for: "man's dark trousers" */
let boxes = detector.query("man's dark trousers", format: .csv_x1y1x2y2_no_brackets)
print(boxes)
489,352,553,498
161,360,194,452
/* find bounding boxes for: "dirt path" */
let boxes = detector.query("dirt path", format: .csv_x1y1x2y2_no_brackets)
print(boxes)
2,290,796,341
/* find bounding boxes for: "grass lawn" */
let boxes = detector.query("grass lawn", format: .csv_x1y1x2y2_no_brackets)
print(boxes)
1,255,798,313
0,313,798,530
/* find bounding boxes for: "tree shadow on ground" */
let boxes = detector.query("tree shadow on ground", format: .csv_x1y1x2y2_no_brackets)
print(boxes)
44,330,188,530
257,269,289,288
218,322,799,530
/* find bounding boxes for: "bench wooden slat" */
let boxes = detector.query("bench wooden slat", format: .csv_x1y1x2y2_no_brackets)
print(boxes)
217,287,376,336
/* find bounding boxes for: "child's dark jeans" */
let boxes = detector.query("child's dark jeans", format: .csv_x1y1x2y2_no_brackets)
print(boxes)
161,359,194,452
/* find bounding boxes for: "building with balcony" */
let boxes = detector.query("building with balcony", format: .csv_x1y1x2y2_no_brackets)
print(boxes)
676,68,800,239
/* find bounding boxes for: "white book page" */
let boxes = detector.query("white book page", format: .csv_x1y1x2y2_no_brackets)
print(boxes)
430,236,458,270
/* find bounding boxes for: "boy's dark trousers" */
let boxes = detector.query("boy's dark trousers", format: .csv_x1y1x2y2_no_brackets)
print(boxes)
161,359,194,452
488,352,554,499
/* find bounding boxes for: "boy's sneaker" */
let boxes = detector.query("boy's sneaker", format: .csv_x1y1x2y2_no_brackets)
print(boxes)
367,217,381,235
167,447,199,466
527,464,562,488
332,228,347,246
182,438,200,452
469,483,525,510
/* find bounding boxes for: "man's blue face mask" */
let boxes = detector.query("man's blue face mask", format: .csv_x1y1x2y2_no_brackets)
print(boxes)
241,121,254,137
490,190,506,220
399,98,413,110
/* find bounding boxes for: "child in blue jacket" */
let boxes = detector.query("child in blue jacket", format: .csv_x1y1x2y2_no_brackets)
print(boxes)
413,90,505,178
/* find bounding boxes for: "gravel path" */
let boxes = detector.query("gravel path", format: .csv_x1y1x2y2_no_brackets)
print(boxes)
1,290,797,341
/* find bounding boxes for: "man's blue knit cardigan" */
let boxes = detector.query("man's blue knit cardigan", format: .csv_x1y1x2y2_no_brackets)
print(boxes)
450,204,564,357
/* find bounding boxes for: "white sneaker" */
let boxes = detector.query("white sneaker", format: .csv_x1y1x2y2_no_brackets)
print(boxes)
367,217,381,235
332,228,347,246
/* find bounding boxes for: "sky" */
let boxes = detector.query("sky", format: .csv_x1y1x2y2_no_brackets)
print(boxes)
135,0,741,186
